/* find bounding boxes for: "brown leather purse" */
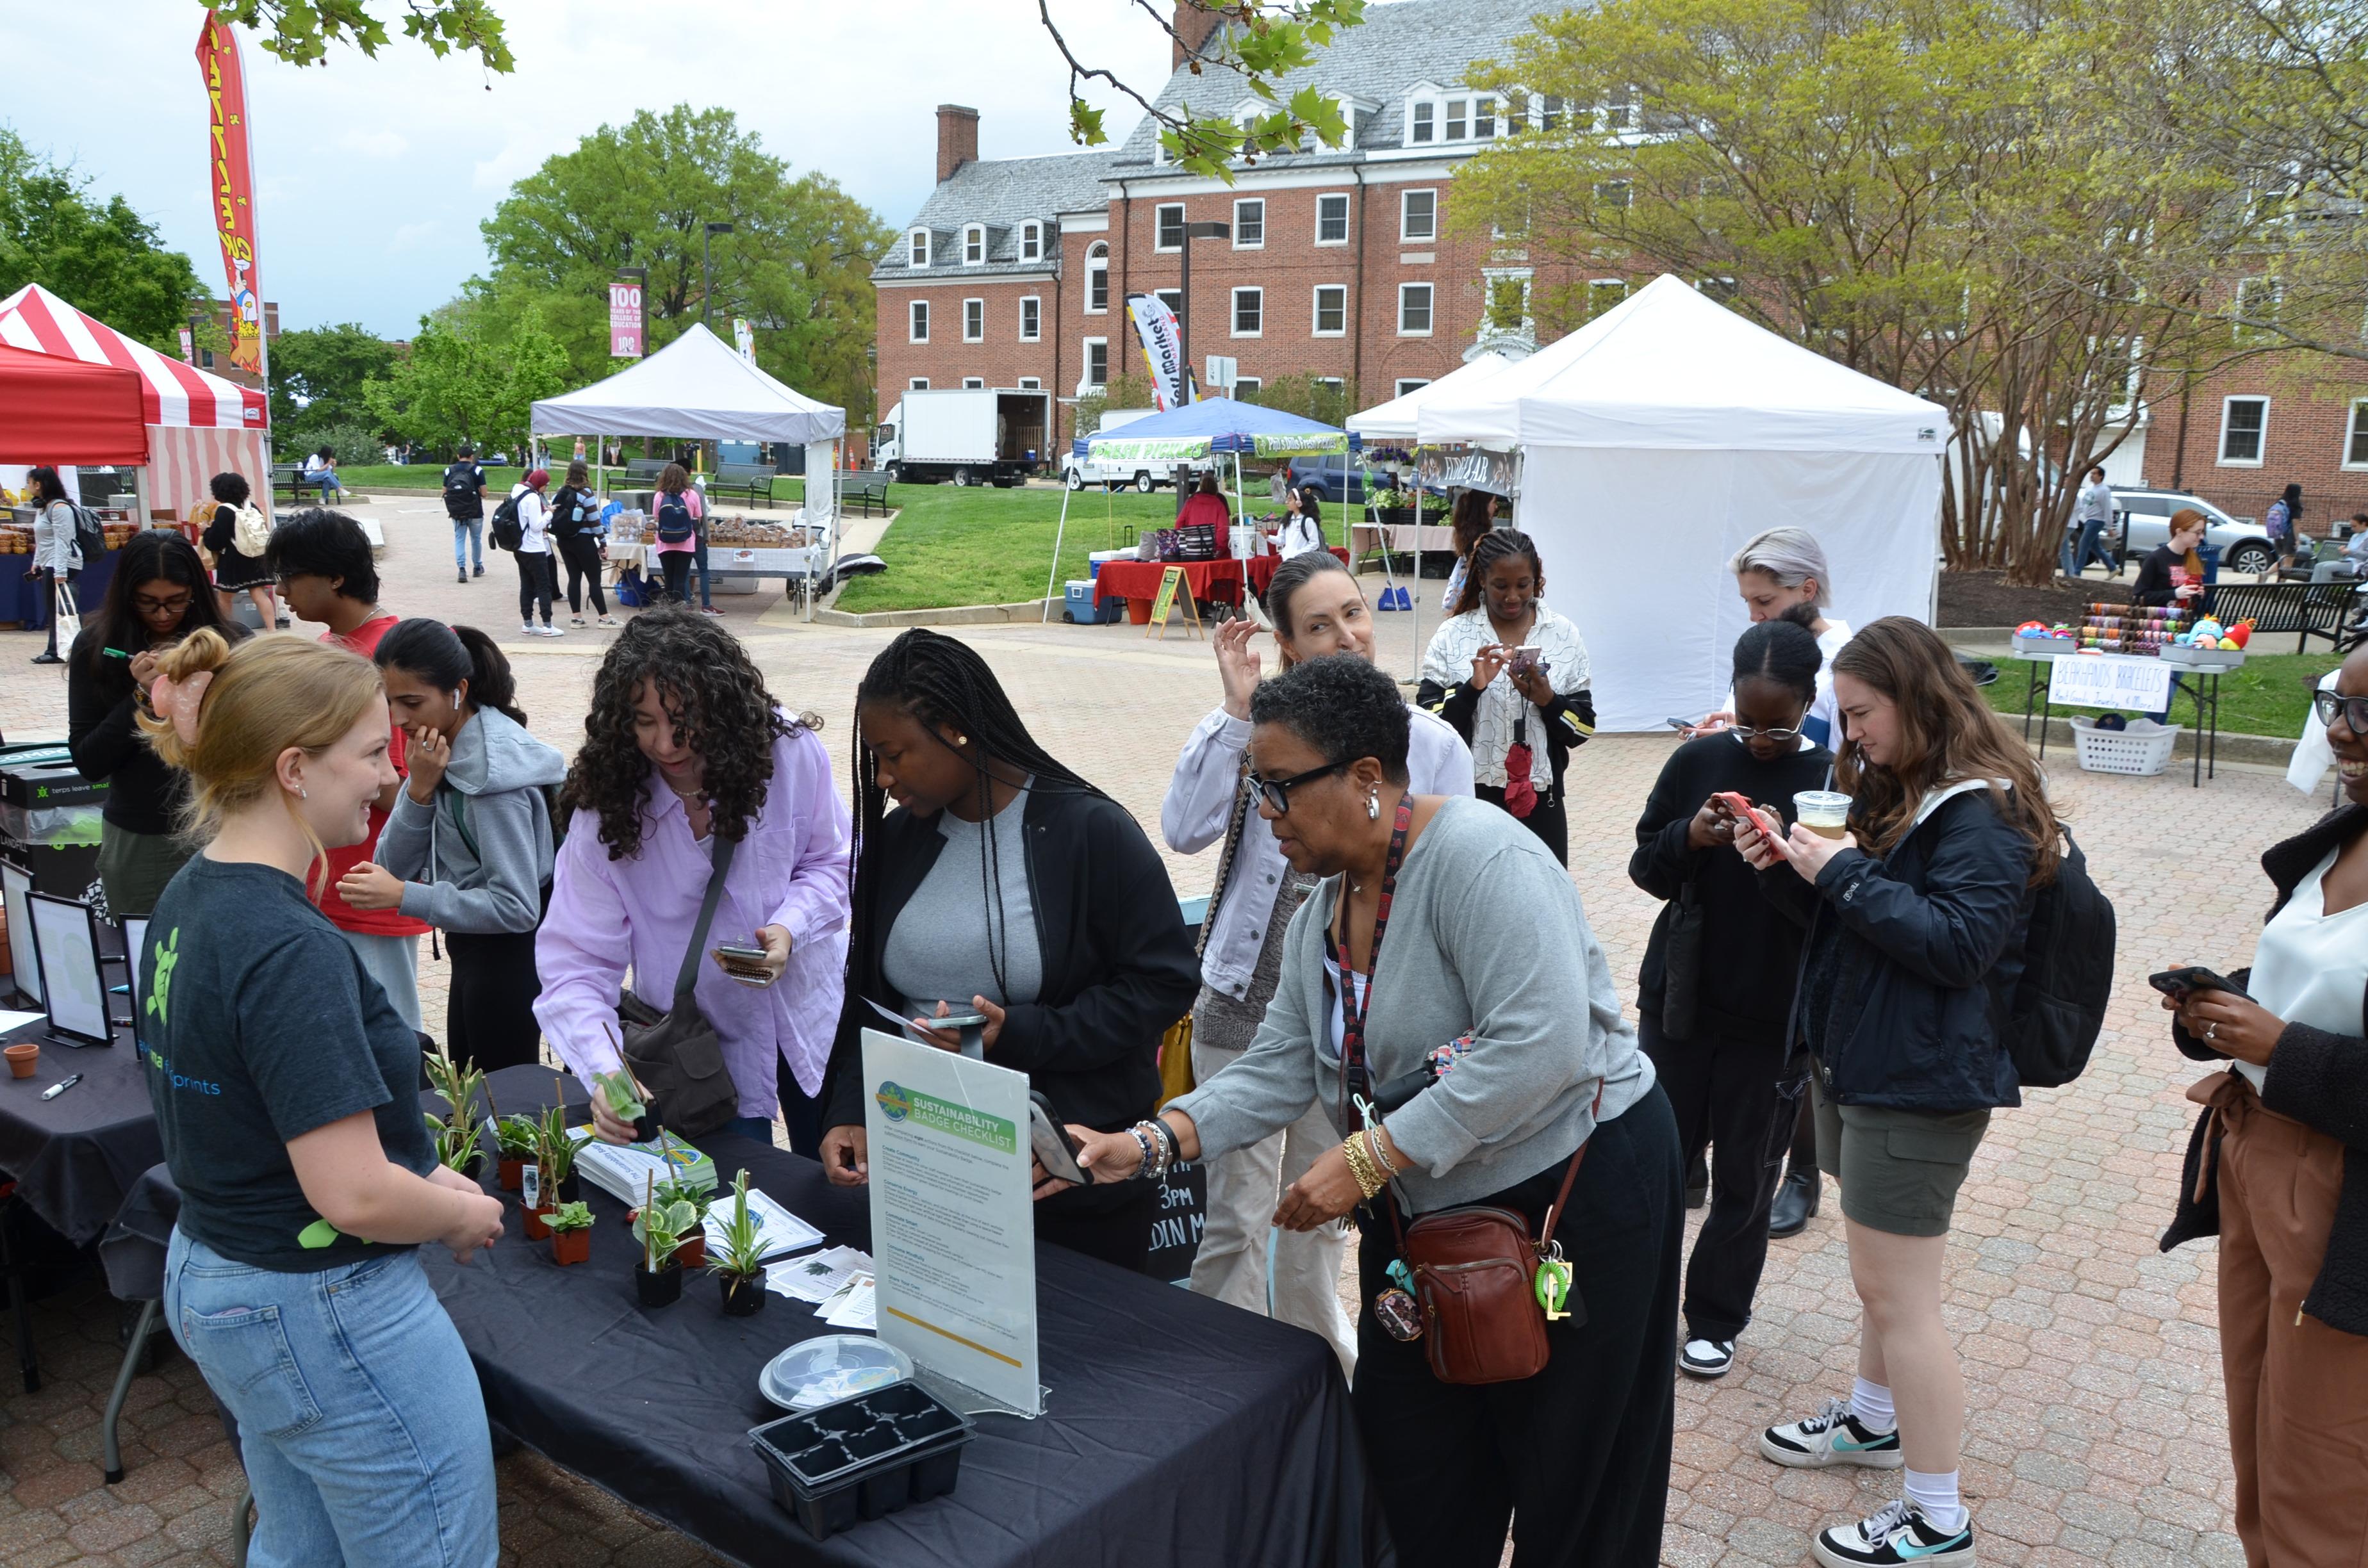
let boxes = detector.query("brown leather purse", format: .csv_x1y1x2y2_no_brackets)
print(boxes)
1394,1134,1590,1385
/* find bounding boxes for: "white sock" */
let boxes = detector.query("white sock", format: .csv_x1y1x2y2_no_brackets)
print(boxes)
1849,1376,1895,1432
1904,1468,1967,1534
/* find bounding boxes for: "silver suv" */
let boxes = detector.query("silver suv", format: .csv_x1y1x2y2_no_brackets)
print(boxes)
2112,489,2275,576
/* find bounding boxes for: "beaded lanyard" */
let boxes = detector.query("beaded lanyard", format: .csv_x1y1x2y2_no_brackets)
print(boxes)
1331,794,1414,1132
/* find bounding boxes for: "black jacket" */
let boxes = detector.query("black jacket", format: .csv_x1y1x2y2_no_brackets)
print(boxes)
1629,735,1833,1038
2161,804,2368,1335
2130,544,2193,609
1764,785,2032,1111
67,620,246,835
819,787,1200,1211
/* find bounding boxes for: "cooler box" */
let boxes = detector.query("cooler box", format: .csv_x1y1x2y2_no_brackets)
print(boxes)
1087,550,1130,580
1064,580,1122,625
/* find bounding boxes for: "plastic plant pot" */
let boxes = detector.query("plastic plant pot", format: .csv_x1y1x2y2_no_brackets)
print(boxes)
635,1258,684,1308
552,1227,590,1266
521,1204,554,1241
497,1157,524,1193
555,1170,582,1204
674,1233,707,1270
719,1271,767,1317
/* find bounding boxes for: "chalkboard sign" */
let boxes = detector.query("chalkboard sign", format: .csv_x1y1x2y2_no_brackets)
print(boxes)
1146,1158,1209,1285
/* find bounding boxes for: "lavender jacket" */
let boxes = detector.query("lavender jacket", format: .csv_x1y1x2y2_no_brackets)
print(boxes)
534,724,851,1113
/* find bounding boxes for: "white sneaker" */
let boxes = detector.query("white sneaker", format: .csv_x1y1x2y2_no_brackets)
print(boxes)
1811,1499,1975,1567
1760,1396,1903,1469
520,621,536,634
1679,1338,1735,1378
538,623,565,637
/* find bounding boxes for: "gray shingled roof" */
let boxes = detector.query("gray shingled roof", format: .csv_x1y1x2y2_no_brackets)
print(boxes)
1106,0,1558,170
873,151,1115,282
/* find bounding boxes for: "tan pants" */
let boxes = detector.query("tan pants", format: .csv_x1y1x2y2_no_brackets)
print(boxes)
2195,1071,2368,1567
1186,1040,1357,1375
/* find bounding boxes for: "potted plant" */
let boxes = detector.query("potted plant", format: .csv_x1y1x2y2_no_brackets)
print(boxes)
534,1104,582,1204
646,1172,713,1268
548,1201,593,1266
493,1115,539,1192
711,1169,768,1317
1372,487,1416,527
632,1173,697,1309
593,1067,655,1143
422,1047,488,1178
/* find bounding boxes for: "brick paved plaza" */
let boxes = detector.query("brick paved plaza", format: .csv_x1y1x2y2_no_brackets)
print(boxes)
0,498,2323,1565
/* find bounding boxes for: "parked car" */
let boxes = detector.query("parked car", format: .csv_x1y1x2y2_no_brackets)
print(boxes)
2112,488,2275,576
1285,454,1396,504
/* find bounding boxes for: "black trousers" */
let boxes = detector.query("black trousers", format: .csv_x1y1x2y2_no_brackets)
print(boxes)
1352,1082,1681,1568
1037,1182,1160,1274
514,550,555,625
658,550,694,605
1638,1016,1799,1342
1475,783,1568,867
444,929,543,1072
558,534,607,615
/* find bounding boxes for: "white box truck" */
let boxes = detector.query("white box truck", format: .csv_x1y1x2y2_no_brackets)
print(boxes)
874,389,1052,487
1061,408,1223,493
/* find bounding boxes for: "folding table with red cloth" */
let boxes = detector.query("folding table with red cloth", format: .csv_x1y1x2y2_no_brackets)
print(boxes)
1093,557,1247,624
1246,546,1352,606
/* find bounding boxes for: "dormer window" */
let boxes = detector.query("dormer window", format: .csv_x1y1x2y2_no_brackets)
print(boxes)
1476,97,1497,137
909,229,930,268
1411,101,1435,143
1445,99,1467,140
963,224,985,265
1019,221,1042,261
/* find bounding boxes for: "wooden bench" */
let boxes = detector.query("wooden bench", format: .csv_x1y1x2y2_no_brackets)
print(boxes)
837,470,892,518
713,462,778,507
2204,578,2365,654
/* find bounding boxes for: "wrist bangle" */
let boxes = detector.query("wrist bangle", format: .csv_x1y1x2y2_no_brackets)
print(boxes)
1365,1125,1403,1180
1153,1116,1180,1166
1128,1126,1158,1180
1340,1136,1386,1200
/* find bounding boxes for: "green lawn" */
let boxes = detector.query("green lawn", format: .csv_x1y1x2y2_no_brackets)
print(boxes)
833,487,1184,614
1980,649,2337,737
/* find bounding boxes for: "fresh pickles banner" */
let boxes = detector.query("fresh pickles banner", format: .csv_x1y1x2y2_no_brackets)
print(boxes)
1126,293,1194,412
1087,434,1215,462
195,12,265,380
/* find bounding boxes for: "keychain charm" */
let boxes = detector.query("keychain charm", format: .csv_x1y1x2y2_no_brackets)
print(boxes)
1375,1286,1424,1342
1534,1250,1573,1322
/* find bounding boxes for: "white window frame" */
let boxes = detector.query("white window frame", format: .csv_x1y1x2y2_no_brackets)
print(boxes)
1233,197,1265,249
2234,275,2283,343
1315,192,1351,245
1398,282,1435,336
1019,221,1042,261
962,377,985,389
1445,97,1468,141
1475,97,1497,138
1019,295,1042,342
1538,95,1565,131
1155,289,1183,319
908,377,929,390
1410,99,1436,143
1401,188,1438,243
909,299,930,343
1155,203,1187,252
2347,398,2368,470
1017,376,1042,390
1231,286,1263,338
1085,241,1110,314
1312,284,1348,337
1233,375,1262,398
962,224,985,266
962,298,984,342
2217,395,2269,467
908,229,930,268
1082,337,1109,389
1588,277,1628,318
1395,378,1431,398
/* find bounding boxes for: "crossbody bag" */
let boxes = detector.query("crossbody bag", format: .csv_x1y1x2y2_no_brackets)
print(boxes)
615,834,741,1137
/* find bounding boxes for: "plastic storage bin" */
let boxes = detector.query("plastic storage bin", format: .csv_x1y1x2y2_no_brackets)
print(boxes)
748,1381,975,1540
2069,716,2181,776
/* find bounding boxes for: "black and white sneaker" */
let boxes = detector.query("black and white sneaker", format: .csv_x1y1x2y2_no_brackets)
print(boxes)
1811,1499,1975,1566
1760,1396,1903,1469
1679,1338,1735,1378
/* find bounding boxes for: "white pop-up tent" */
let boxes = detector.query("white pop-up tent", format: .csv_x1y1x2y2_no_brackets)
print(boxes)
1346,350,1516,445
532,322,844,446
1416,275,1948,732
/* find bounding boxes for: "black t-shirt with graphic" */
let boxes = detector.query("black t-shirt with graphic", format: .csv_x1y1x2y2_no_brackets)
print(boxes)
140,856,436,1271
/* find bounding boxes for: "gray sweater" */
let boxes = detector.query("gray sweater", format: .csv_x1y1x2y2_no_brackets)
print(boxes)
374,708,566,934
1170,795,1655,1214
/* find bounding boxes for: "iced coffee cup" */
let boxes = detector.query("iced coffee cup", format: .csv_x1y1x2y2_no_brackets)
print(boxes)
1793,790,1853,840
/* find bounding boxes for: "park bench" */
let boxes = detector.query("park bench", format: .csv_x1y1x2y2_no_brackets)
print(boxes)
623,459,671,484
838,470,892,518
270,464,306,503
714,462,778,507
2205,578,2365,655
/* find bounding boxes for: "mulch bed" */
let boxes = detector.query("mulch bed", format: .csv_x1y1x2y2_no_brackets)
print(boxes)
1937,569,2132,628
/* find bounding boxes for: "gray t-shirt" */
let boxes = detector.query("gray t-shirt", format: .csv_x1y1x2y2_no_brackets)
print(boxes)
882,787,1042,1056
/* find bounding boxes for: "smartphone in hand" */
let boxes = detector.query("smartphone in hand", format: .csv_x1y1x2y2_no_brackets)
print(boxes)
2148,965,2249,1002
1026,1091,1091,1186
1713,791,1784,851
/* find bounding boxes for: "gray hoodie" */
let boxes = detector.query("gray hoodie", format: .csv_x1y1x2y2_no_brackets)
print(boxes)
374,707,568,935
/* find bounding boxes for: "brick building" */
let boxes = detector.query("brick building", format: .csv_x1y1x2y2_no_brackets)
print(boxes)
872,0,1584,441
2126,336,2368,530
190,297,280,392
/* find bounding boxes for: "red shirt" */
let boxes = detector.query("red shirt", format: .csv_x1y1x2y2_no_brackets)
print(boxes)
1176,491,1231,557
317,613,431,938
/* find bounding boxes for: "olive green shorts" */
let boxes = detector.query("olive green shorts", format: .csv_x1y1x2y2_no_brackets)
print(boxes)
1812,1081,1990,1238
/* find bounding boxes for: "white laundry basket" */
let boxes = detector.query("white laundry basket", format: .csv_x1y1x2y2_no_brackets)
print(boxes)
2069,716,2181,776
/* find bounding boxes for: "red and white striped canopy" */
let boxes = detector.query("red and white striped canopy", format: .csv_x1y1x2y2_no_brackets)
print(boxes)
0,283,268,431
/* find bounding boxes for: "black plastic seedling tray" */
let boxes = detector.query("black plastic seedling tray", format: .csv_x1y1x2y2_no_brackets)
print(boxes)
748,1380,976,1540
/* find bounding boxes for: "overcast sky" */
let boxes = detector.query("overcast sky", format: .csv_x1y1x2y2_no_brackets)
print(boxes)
1,0,1172,337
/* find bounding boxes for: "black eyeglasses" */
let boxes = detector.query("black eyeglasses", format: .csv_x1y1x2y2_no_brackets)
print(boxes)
2314,689,2368,735
1244,761,1347,815
1729,724,1802,746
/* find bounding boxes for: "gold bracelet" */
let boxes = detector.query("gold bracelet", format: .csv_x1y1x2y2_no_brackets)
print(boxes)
1340,1136,1386,1200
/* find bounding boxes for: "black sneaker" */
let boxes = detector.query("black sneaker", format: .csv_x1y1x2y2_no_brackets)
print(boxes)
1812,1500,1975,1567
457,569,468,584
1761,1397,1903,1469
30,651,63,666
1679,1338,1735,1378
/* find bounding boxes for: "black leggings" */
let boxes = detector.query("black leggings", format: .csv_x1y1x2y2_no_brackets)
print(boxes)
558,534,607,616
443,929,543,1071
659,549,695,605
514,551,555,625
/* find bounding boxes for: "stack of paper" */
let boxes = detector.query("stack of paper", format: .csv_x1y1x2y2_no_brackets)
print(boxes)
819,1273,876,1332
702,1187,823,1264
768,1245,871,1304
568,1127,717,1206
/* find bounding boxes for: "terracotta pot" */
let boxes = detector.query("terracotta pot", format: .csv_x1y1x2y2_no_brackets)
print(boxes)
5,1043,38,1079
673,1232,707,1270
521,1204,554,1241
497,1157,524,1193
552,1227,590,1266
718,1271,766,1317
634,1259,684,1308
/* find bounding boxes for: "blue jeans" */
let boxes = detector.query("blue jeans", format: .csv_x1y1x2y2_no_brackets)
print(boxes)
164,1229,497,1567
693,528,713,607
311,475,345,502
2062,518,2110,576
452,515,482,571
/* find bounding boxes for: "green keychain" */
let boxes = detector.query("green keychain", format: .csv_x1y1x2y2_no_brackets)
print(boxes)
1534,1250,1574,1321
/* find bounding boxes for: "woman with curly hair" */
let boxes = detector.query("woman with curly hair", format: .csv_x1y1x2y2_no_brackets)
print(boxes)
814,628,1199,1271
535,607,851,1152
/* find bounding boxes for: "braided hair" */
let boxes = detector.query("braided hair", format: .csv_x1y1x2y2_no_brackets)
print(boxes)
1450,527,1546,617
1731,617,1823,706
850,629,1098,1004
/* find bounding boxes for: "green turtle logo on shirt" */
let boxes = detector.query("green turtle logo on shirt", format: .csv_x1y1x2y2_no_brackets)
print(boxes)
145,927,180,1029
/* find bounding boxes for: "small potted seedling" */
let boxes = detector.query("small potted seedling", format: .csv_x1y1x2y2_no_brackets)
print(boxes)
646,1169,713,1268
493,1115,539,1192
632,1173,697,1309
518,1161,555,1240
593,1067,655,1143
422,1047,489,1179
547,1200,593,1266
534,1102,582,1204
711,1169,768,1317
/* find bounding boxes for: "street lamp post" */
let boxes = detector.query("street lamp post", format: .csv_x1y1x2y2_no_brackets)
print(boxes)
702,221,735,328
1177,220,1230,393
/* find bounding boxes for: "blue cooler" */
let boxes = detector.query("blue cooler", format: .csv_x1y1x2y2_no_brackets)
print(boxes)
1064,580,1121,624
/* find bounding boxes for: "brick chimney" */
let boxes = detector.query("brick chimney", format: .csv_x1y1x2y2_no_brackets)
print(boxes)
936,104,979,184
1172,1,1222,68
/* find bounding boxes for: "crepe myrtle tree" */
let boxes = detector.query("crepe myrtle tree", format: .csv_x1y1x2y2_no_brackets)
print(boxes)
210,1,513,72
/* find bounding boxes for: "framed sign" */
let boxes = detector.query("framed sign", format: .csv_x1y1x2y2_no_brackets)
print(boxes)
3,860,38,1006
29,894,109,1045
1146,564,1203,640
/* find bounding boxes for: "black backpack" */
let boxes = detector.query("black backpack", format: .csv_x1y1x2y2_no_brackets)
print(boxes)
2006,824,2115,1089
441,462,481,513
69,502,106,565
655,492,695,545
488,492,524,551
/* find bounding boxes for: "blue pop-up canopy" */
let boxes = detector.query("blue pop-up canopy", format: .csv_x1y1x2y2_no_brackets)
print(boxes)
1076,398,1358,461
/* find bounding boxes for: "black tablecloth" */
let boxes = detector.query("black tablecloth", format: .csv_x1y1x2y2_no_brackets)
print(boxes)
0,1017,158,1245
423,1102,1383,1567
